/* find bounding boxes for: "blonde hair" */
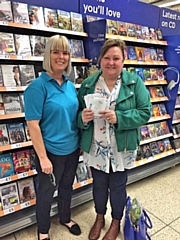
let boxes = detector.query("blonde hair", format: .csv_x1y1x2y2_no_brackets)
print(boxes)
43,35,71,75
98,39,126,64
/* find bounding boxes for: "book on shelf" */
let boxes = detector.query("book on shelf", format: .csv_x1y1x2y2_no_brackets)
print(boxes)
29,35,45,56
28,5,44,27
0,182,20,210
13,149,32,174
135,47,145,62
0,153,15,178
71,39,85,58
149,27,158,40
141,26,150,39
140,125,150,140
0,32,16,55
156,49,164,61
150,68,158,80
150,48,158,61
17,177,36,203
143,48,151,62
157,68,164,80
43,7,58,28
11,2,29,24
2,93,22,114
0,93,5,115
19,65,36,86
127,46,137,60
70,12,84,32
152,104,161,117
7,122,26,144
1,65,21,86
57,9,71,30
76,162,89,182
0,1,13,22
126,23,136,37
117,21,127,36
143,68,151,80
106,19,118,35
0,124,9,146
14,34,32,57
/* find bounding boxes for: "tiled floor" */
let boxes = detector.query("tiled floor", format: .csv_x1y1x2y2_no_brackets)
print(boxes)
2,164,180,240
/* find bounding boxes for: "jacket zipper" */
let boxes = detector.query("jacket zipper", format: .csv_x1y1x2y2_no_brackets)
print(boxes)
124,96,131,153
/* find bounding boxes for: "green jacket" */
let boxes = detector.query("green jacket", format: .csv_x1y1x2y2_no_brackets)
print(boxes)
77,70,152,153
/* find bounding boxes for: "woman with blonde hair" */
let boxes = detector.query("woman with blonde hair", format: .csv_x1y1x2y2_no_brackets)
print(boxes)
24,35,81,240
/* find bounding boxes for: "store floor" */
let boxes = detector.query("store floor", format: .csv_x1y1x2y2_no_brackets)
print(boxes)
2,164,180,240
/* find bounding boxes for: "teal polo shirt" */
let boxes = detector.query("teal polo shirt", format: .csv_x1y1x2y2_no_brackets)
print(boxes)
24,71,79,155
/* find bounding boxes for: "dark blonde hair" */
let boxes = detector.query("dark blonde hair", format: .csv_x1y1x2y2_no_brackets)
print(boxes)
98,39,126,64
43,35,71,75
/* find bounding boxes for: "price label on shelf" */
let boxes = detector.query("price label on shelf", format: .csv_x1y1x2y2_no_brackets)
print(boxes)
18,172,28,179
11,143,22,149
4,207,15,215
0,21,8,25
6,87,17,91
0,176,11,184
81,180,87,187
21,201,30,209
17,55,26,60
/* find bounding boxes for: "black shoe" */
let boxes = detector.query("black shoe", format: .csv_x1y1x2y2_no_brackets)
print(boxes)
61,221,81,236
37,230,50,240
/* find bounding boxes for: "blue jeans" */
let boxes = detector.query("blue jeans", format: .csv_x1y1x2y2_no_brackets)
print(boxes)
91,167,128,220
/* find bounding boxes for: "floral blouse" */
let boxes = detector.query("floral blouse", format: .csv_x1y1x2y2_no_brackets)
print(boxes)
83,76,137,173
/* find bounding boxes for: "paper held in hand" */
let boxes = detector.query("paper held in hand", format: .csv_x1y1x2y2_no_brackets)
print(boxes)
84,94,107,116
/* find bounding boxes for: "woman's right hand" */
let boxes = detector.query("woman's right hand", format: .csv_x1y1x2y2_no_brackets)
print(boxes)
82,108,94,123
40,157,53,174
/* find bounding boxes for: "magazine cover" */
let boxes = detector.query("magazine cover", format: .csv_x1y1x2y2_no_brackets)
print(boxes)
150,68,158,80
127,46,137,60
2,93,22,114
28,5,44,27
0,153,15,178
0,1,13,22
0,124,9,146
12,2,29,24
19,65,35,86
29,35,45,56
70,12,84,32
0,182,19,210
57,9,71,30
0,93,5,115
14,34,31,57
135,47,145,62
0,32,16,55
44,8,58,28
71,39,85,58
13,149,31,173
17,177,36,203
117,21,127,36
1,65,21,87
7,122,26,144
106,19,118,35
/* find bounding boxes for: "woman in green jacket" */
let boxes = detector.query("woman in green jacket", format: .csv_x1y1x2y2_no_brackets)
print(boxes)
77,39,152,240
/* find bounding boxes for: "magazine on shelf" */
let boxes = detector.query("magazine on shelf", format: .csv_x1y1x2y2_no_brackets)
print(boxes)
106,19,118,35
0,153,15,178
7,122,26,144
135,24,143,39
160,121,170,135
150,68,158,80
70,12,84,32
150,48,158,61
143,48,151,62
43,7,58,28
149,142,160,155
57,9,71,30
141,26,150,39
127,46,137,60
163,138,172,151
0,32,16,55
13,149,31,173
157,68,164,80
1,65,21,87
143,68,151,80
147,124,157,138
135,68,144,82
0,182,20,210
28,5,44,27
156,49,164,61
0,93,5,115
149,27,158,40
0,124,9,146
126,23,136,37
149,86,165,98
117,21,127,36
17,177,36,203
14,34,31,57
140,125,150,140
71,39,85,58
152,104,161,117
12,2,29,24
135,47,145,62
0,1,13,22
19,65,36,86
141,144,153,159
2,93,22,114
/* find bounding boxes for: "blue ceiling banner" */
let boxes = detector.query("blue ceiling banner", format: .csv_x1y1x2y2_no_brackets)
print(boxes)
79,0,160,27
12,0,78,12
159,8,180,36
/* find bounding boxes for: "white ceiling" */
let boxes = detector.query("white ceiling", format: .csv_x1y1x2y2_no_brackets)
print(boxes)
139,0,180,11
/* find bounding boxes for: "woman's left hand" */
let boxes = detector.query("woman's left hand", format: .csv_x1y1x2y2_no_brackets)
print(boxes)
99,110,117,124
